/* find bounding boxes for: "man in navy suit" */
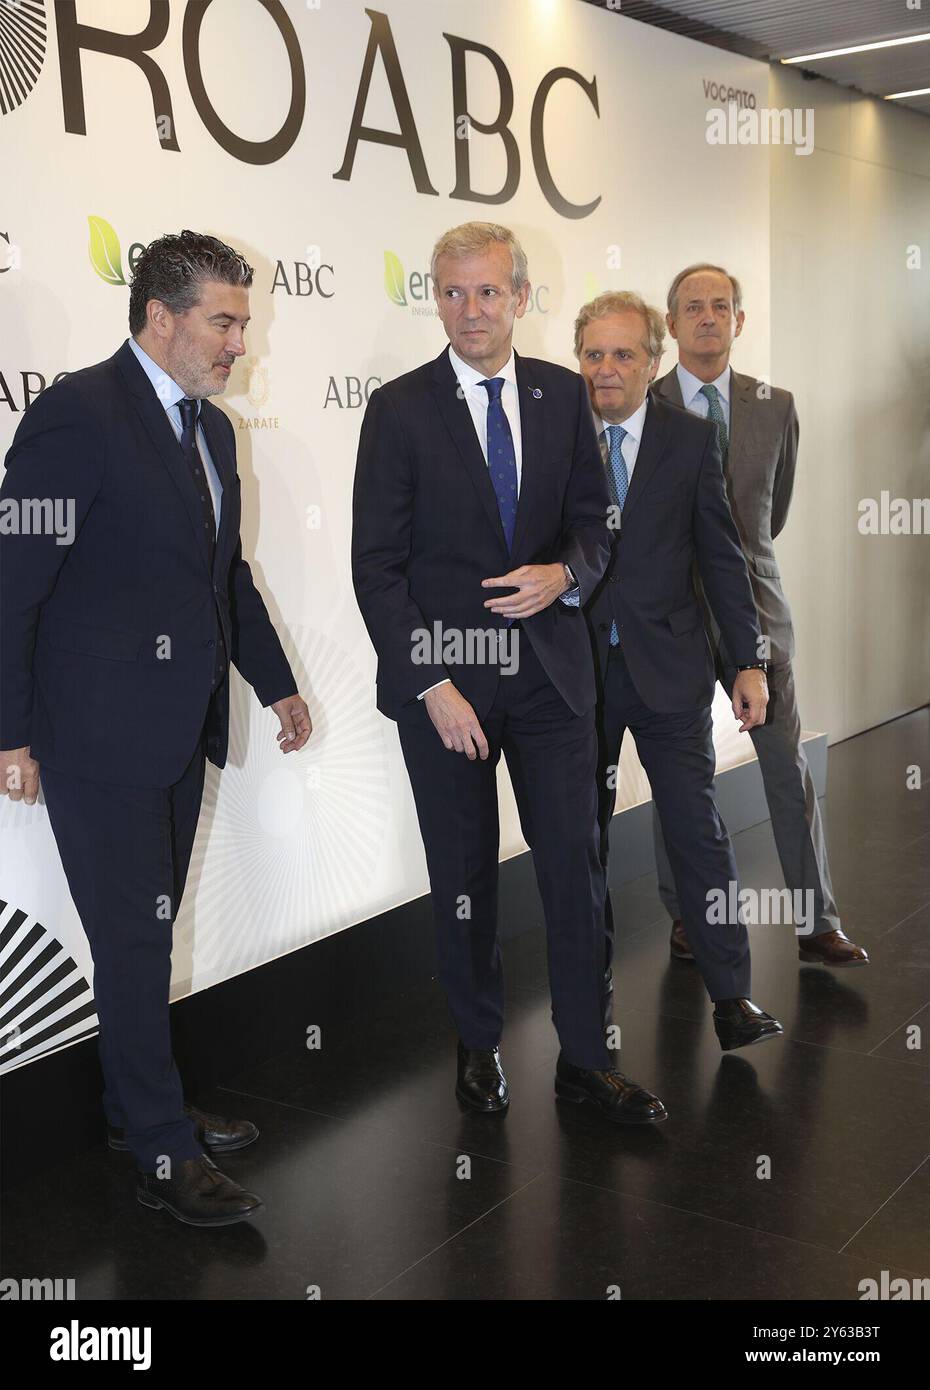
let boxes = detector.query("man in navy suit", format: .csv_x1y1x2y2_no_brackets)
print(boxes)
572,291,783,1051
352,223,666,1124
0,231,311,1226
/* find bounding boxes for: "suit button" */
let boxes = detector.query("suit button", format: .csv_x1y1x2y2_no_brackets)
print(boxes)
205,639,216,649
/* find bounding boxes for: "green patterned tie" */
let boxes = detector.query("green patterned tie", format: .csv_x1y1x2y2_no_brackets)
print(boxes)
700,383,729,460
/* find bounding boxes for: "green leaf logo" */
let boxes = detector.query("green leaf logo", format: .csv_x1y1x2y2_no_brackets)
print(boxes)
383,250,406,307
88,215,125,286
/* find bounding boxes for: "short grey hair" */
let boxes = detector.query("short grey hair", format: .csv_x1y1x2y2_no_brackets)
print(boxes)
128,230,253,334
667,263,743,318
573,291,665,362
430,221,529,293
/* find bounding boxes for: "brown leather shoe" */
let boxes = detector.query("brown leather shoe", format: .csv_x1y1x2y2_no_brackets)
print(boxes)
669,918,695,960
109,1104,259,1154
798,928,869,966
137,1155,263,1227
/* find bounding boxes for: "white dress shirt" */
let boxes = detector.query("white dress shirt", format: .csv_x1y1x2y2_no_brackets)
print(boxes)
675,361,732,433
447,342,523,488
418,344,523,699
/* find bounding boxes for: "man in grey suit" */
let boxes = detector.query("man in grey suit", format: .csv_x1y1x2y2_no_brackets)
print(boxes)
652,263,868,968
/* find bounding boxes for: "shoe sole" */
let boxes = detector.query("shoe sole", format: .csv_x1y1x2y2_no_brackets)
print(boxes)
798,954,868,966
136,1191,264,1227
554,1080,667,1123
110,1130,260,1155
717,1028,784,1053
455,1086,510,1114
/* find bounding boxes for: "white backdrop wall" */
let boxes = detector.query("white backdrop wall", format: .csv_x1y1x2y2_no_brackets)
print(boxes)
767,64,930,745
0,0,773,1071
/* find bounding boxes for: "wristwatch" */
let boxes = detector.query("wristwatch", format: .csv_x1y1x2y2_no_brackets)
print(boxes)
735,660,770,674
563,563,579,594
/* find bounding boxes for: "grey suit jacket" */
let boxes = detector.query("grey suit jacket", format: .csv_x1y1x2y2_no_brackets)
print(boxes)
653,366,798,663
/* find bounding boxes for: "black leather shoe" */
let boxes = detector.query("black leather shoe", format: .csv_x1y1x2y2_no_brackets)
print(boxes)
669,918,695,960
554,1053,667,1124
456,1041,509,1113
110,1104,259,1154
136,1155,263,1227
713,998,784,1052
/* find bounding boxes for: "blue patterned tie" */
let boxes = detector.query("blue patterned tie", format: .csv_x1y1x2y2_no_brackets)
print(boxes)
481,377,518,552
605,425,628,646
700,383,729,460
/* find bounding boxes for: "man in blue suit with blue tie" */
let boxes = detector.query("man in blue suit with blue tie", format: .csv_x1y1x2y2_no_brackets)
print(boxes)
573,291,784,1052
0,231,311,1226
353,223,667,1124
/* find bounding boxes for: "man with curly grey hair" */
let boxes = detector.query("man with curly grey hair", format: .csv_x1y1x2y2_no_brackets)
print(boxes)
0,230,311,1227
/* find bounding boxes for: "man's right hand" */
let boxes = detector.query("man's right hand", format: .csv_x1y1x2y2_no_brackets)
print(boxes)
0,747,40,805
423,685,489,760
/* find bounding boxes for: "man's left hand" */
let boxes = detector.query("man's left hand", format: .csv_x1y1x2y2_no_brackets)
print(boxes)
481,563,568,618
271,694,312,752
732,670,769,732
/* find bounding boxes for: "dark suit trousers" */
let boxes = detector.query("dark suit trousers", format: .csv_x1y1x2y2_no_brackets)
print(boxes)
397,633,610,1071
653,656,840,938
41,734,208,1173
597,644,751,1003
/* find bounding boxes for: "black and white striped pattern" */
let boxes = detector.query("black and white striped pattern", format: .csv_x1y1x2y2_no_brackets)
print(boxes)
0,0,47,117
0,898,97,1073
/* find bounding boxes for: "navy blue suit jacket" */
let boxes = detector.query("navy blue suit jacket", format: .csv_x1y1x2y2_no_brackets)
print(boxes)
351,347,611,721
587,392,761,712
0,341,297,787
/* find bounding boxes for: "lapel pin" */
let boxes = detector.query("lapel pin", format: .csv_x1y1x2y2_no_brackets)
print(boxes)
531,387,542,399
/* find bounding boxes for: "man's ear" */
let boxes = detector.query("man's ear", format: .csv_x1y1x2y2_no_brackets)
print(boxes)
513,281,531,319
666,311,679,343
733,310,746,340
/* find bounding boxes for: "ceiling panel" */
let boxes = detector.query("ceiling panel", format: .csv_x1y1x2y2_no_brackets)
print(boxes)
581,0,930,114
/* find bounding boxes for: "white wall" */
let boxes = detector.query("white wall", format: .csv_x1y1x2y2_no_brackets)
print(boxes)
767,65,930,743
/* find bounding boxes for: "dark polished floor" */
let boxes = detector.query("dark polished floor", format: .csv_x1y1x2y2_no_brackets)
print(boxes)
2,710,928,1300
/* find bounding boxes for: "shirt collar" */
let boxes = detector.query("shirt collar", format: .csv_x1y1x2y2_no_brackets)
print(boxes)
594,394,648,446
447,342,517,392
676,360,731,411
127,336,191,414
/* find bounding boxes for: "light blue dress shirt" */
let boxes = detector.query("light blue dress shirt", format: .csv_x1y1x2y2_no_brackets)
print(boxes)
127,336,223,527
675,361,731,434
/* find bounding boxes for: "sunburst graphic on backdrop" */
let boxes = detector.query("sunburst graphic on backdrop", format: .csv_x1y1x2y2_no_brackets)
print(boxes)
177,625,393,979
0,900,98,1073
0,0,47,116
